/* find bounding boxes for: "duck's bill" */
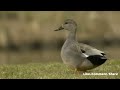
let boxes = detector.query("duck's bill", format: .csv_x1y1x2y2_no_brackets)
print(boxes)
54,26,64,31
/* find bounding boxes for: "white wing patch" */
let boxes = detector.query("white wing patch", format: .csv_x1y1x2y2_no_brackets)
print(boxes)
81,53,89,58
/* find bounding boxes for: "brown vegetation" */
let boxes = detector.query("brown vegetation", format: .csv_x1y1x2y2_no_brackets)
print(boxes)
0,11,120,50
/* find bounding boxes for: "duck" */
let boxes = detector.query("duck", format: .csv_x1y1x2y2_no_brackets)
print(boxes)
54,19,107,72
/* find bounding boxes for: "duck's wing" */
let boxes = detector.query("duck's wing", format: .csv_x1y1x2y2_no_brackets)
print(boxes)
76,43,106,58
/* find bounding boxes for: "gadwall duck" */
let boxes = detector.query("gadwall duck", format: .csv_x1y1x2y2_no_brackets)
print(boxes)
55,19,107,72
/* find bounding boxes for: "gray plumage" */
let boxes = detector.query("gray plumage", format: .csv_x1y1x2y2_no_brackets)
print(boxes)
55,19,107,71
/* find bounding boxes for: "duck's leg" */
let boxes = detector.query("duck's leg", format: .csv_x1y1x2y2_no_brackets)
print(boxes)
74,68,80,74
75,68,78,72
74,68,83,74
75,68,87,74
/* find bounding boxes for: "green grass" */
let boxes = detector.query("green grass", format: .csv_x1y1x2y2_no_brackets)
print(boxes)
0,60,120,79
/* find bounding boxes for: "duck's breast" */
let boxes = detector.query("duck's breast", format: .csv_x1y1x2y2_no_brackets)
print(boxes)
61,40,85,67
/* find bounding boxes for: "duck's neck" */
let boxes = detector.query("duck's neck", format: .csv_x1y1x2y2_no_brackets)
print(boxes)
67,29,76,40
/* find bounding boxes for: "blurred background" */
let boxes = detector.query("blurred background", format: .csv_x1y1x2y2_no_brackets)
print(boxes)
0,11,119,65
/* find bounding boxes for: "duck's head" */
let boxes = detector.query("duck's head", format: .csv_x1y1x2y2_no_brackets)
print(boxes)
54,19,77,32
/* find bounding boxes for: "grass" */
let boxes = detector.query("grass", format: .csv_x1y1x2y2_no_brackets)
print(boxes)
0,60,120,79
